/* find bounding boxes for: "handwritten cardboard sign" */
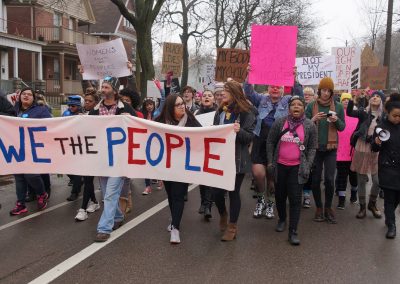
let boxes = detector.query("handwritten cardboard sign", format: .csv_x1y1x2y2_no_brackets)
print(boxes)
215,48,250,82
295,56,337,85
361,45,380,67
360,66,388,89
76,38,130,80
203,63,216,90
249,25,298,86
0,115,237,191
161,42,183,76
332,47,361,90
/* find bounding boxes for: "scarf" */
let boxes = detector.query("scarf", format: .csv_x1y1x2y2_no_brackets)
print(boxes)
312,97,337,150
222,103,236,121
287,113,305,132
167,112,188,126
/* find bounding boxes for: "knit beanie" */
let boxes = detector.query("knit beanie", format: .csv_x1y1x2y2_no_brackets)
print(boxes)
103,76,120,92
370,90,385,103
318,77,334,91
340,93,352,102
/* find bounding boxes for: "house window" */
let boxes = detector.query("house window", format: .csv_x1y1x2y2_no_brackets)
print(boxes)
124,17,134,29
53,13,62,27
54,58,60,80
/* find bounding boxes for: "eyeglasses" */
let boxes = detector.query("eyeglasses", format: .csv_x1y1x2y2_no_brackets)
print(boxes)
174,102,185,108
21,92,33,96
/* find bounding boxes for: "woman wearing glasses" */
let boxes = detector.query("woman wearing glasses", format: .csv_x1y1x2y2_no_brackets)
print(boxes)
155,94,201,244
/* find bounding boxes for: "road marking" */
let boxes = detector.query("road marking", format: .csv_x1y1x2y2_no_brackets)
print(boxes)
0,197,83,232
29,184,198,284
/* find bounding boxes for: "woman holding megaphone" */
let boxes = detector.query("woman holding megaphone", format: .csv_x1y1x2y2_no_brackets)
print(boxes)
372,93,400,239
347,91,385,219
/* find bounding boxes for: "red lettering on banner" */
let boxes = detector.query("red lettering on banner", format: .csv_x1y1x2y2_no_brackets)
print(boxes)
165,133,184,168
128,127,147,165
203,138,225,176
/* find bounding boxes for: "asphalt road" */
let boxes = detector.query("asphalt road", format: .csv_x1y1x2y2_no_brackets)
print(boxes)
0,174,399,284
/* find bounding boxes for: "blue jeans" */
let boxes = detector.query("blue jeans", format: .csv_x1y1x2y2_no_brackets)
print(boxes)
97,177,124,234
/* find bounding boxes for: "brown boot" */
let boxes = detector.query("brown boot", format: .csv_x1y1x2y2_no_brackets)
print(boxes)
221,223,237,241
219,211,228,232
119,197,128,217
126,192,133,214
356,204,366,219
367,197,382,219
313,208,324,222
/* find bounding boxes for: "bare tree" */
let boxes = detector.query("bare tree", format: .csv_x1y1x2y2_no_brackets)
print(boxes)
158,0,213,87
111,0,165,96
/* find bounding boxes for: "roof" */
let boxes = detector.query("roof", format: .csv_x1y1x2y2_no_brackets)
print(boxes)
36,0,96,24
89,0,126,33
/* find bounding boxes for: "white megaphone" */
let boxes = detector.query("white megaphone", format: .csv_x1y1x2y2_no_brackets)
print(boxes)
376,127,391,142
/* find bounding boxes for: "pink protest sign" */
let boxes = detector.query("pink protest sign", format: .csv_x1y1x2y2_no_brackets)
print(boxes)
249,25,298,86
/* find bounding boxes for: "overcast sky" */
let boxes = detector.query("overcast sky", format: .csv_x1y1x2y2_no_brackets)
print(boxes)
312,0,384,53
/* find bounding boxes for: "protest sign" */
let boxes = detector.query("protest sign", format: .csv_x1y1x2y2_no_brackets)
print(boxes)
161,42,183,76
77,38,130,80
146,81,162,98
196,111,216,127
6,92,19,106
0,116,236,191
332,47,361,90
203,64,216,90
361,45,380,67
360,66,388,89
215,48,250,82
249,25,298,86
295,56,336,85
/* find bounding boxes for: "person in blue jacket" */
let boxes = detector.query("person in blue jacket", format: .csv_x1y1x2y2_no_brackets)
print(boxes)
62,95,83,116
10,87,51,215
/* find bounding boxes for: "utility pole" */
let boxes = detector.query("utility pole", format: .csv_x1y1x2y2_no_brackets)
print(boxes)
383,0,394,90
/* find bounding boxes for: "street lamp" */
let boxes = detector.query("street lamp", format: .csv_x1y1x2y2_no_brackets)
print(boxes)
326,37,348,47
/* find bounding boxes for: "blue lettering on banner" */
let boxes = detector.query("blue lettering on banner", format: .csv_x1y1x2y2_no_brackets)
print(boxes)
146,133,164,166
28,127,51,163
184,137,201,172
106,127,126,166
0,126,25,163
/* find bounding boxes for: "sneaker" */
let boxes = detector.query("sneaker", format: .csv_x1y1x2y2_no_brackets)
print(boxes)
253,196,266,218
303,197,311,208
86,201,100,213
157,180,163,189
142,186,152,195
167,223,173,232
379,189,384,199
37,192,49,210
68,180,73,186
170,227,181,244
75,208,88,221
10,202,28,215
337,197,345,210
324,208,337,224
66,193,78,201
265,200,275,219
350,191,358,204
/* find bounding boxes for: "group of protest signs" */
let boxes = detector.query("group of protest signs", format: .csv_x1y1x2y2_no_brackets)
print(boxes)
2,26,388,190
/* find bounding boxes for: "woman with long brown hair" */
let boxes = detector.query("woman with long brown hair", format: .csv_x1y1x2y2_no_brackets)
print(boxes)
155,94,201,244
213,80,256,241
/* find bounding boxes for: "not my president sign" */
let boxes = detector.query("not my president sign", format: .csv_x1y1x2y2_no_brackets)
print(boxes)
295,56,337,86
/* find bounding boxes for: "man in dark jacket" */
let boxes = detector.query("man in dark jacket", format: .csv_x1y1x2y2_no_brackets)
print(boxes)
92,76,136,242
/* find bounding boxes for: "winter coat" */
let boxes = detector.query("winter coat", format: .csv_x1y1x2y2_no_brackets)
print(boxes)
14,102,51,119
347,100,381,144
89,100,136,116
372,117,400,191
266,116,317,184
213,108,256,174
243,80,292,136
194,104,218,115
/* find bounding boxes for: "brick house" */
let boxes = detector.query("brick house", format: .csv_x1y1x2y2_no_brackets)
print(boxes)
3,0,104,96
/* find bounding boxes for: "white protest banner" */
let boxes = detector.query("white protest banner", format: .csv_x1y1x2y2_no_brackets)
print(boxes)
295,56,336,85
77,38,130,80
196,111,216,127
0,116,236,191
332,47,361,91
